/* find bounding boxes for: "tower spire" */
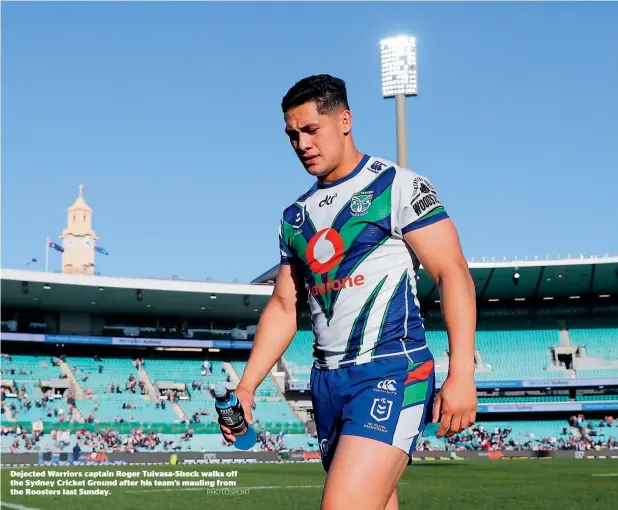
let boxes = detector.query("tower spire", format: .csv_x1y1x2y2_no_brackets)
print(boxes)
60,184,98,274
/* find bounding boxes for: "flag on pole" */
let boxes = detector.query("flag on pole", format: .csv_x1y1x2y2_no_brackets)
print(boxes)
95,245,109,256
48,240,64,252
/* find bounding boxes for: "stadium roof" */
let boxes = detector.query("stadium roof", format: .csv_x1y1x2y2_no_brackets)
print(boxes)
2,256,617,320
1,269,272,321
251,256,618,303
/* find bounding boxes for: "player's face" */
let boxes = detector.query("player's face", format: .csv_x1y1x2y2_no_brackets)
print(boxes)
284,101,350,178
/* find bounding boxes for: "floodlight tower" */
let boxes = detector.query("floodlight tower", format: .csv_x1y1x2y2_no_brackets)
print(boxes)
380,35,418,168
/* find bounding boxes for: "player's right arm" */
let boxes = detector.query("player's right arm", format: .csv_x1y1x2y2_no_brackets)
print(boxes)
219,220,306,443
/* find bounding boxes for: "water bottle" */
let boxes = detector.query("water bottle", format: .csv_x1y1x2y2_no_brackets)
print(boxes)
214,384,256,451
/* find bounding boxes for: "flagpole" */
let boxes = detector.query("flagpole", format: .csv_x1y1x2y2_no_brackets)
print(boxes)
45,238,49,272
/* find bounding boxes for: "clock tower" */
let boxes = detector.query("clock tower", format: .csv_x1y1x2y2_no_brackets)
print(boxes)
60,185,98,274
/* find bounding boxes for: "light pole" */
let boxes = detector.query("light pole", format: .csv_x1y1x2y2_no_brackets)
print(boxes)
380,35,418,168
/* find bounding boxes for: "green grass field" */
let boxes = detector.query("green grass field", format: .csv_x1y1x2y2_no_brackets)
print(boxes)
2,460,618,510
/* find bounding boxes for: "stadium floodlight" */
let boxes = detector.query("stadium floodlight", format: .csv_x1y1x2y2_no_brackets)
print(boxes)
380,35,418,168
380,35,418,98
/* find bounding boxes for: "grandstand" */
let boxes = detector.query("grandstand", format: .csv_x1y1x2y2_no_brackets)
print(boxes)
1,256,618,458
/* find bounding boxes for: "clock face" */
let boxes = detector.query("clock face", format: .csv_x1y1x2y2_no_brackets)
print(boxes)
66,237,74,247
83,238,92,248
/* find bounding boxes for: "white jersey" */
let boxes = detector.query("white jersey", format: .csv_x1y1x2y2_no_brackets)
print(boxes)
279,155,448,369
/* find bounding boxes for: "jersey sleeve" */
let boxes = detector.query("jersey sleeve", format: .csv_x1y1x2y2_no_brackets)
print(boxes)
393,169,449,235
279,216,295,265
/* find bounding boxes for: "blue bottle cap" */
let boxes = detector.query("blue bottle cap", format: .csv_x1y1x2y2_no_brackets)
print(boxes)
233,425,257,451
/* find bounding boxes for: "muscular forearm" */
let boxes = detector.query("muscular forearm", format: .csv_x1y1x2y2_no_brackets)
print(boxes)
237,296,298,392
437,266,476,378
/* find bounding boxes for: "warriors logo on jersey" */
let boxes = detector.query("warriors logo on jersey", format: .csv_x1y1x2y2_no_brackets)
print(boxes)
350,191,374,216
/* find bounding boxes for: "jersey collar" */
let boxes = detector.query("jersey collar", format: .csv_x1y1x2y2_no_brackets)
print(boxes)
317,154,370,189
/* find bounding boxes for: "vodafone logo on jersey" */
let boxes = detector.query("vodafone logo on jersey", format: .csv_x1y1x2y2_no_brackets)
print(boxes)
305,228,365,296
306,228,345,274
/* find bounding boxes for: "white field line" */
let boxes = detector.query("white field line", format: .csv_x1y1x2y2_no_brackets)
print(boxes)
1,502,43,510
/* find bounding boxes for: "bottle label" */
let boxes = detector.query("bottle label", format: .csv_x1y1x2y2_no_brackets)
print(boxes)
217,401,247,435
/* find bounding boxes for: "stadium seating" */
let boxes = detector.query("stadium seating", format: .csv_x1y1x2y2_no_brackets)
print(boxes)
252,399,298,424
8,400,72,424
230,361,280,397
575,368,618,378
284,330,314,374
283,434,319,451
289,372,311,382
473,327,567,380
567,325,618,378
421,420,572,450
4,355,64,390
285,326,576,382
0,430,319,454
478,396,570,403
575,394,618,401
65,356,138,395
570,327,618,360
145,358,229,387
143,358,226,420
425,330,450,358
1,355,70,422
143,359,297,426
61,357,182,424
83,398,179,424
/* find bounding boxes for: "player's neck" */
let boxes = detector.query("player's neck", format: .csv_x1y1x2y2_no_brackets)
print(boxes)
321,149,365,186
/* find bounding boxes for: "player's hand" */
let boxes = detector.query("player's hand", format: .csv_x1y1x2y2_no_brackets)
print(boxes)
219,383,255,444
432,374,477,438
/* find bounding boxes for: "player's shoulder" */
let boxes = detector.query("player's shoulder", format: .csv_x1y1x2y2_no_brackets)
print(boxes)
362,156,397,177
294,181,319,205
378,159,438,193
366,156,432,184
363,156,416,177
280,182,318,225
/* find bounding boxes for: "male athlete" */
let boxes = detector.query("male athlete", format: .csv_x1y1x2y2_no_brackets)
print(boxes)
220,74,477,510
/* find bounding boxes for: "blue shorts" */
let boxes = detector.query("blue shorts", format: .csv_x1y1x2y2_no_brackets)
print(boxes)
310,354,435,472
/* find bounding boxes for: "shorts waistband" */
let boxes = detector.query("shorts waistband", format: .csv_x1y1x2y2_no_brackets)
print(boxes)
312,344,432,371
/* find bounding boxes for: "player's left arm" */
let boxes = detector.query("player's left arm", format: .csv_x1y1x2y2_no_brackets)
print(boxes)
396,171,477,439
403,219,477,438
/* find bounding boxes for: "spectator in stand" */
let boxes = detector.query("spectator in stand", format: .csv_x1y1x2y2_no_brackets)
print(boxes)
73,443,81,461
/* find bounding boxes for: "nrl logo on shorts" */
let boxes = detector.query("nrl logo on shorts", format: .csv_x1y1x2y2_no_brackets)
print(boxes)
370,397,393,422
350,191,374,217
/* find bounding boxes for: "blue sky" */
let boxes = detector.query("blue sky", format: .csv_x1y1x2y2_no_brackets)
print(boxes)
2,1,617,283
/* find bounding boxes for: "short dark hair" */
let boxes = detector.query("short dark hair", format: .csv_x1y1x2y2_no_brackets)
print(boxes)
281,74,350,115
